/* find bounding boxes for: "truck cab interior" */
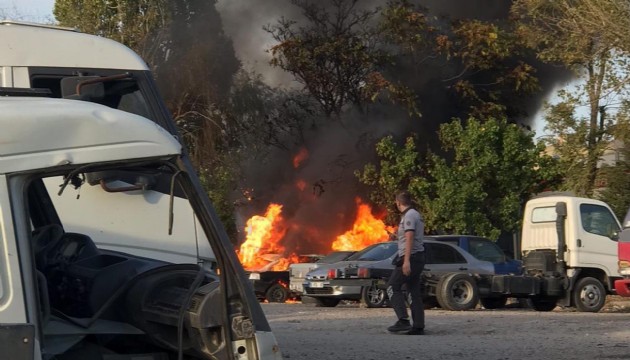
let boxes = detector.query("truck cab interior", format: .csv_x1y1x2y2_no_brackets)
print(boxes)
24,164,229,360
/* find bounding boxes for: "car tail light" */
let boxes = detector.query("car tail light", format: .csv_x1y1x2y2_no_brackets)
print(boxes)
327,269,339,279
357,267,371,278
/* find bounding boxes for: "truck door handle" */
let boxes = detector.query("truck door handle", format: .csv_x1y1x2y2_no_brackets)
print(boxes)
424,268,431,271
577,239,582,247
458,267,467,271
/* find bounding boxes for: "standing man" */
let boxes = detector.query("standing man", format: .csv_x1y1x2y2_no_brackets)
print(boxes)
387,191,426,335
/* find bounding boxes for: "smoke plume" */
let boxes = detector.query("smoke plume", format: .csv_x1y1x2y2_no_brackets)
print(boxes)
216,0,571,254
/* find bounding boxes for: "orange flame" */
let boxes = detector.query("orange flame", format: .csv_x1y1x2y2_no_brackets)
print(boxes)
238,204,288,271
331,198,394,251
293,147,309,168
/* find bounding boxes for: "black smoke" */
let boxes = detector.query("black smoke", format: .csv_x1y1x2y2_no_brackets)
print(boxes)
216,0,571,254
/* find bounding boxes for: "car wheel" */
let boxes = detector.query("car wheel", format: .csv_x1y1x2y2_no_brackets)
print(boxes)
528,296,557,311
361,285,388,308
572,277,606,312
435,273,479,311
480,297,508,310
314,297,340,307
265,283,289,303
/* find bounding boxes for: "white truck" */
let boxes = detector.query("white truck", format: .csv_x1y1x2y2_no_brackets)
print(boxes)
471,194,623,312
0,21,282,359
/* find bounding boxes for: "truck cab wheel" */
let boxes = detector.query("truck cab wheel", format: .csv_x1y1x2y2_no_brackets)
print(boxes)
266,283,289,303
572,277,606,312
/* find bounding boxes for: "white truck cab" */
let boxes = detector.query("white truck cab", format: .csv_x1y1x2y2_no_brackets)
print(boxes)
0,21,282,360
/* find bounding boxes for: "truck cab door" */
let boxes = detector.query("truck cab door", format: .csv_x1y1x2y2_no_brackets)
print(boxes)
576,202,620,276
0,175,36,359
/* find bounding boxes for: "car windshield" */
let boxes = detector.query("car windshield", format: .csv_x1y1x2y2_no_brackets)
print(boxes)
467,239,506,263
347,243,398,261
318,251,355,263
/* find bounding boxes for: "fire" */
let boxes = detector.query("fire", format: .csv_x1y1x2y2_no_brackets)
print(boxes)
293,147,309,168
331,198,395,251
238,204,289,271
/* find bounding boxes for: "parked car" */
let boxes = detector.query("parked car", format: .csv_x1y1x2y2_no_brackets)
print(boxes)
289,250,356,295
248,254,327,303
304,236,521,309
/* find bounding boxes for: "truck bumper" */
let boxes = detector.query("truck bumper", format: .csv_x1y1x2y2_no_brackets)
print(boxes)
614,278,630,297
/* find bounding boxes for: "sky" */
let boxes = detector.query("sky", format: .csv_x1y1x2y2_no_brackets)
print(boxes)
0,0,557,137
0,0,54,22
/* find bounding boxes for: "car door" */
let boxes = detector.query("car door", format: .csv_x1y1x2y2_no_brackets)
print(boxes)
424,243,469,276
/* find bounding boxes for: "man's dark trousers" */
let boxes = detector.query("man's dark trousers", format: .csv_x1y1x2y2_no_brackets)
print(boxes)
387,251,425,329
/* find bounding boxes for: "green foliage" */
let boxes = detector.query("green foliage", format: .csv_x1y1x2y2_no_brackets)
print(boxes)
513,0,630,196
358,118,561,239
54,0,168,49
355,136,422,224
597,111,630,220
379,0,539,120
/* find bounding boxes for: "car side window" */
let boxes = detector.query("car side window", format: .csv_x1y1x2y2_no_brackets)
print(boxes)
468,239,506,263
428,243,466,264
580,204,620,239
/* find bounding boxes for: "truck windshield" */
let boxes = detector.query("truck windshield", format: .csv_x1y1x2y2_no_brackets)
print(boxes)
29,67,176,134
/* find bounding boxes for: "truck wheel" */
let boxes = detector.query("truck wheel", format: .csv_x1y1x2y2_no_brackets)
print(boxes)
435,273,479,311
361,285,388,308
572,277,606,312
480,297,508,309
265,283,289,303
529,297,557,311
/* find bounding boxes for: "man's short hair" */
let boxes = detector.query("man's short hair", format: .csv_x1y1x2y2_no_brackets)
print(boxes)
396,191,413,207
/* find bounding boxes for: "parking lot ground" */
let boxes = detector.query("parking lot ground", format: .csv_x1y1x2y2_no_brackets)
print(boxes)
262,298,630,360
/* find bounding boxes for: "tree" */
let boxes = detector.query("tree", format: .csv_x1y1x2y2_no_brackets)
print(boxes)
597,109,630,220
357,117,561,238
380,0,540,120
54,0,168,50
266,0,417,118
355,135,422,225
513,0,630,196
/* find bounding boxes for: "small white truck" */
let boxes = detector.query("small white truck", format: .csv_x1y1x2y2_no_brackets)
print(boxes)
0,21,282,359
471,194,622,312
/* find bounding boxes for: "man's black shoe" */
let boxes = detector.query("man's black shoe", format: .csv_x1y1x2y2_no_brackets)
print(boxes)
387,319,412,332
406,328,424,335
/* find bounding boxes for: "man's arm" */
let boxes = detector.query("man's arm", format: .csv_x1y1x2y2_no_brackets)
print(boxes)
403,230,414,275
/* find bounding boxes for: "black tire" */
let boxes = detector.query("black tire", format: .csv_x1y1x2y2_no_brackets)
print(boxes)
480,297,508,310
314,297,340,307
572,277,606,312
435,273,479,311
265,283,289,303
528,296,557,312
361,285,388,308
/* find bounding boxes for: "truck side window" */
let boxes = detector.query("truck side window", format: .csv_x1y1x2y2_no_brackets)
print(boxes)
580,204,620,239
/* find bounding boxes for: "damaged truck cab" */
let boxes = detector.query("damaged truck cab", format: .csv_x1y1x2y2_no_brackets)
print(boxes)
0,21,281,359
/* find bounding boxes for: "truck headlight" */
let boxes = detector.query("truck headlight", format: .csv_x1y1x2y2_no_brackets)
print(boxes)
249,273,260,280
620,268,630,276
